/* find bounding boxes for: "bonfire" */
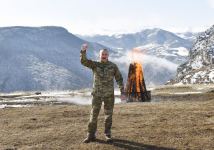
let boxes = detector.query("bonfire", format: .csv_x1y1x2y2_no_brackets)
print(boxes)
125,48,151,102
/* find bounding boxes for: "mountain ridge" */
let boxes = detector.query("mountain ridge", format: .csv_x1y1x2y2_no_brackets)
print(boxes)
172,25,214,84
0,26,109,92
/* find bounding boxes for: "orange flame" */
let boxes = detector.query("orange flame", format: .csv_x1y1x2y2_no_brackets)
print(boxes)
126,47,147,101
126,62,145,93
135,63,144,92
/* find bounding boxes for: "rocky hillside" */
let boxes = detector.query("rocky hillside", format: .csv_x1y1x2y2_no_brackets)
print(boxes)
174,25,214,84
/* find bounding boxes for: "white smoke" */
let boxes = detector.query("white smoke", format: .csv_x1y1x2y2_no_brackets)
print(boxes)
111,50,178,72
57,96,121,105
0,91,123,109
57,96,92,105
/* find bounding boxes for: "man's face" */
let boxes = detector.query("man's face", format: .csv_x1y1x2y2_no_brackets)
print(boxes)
100,50,109,62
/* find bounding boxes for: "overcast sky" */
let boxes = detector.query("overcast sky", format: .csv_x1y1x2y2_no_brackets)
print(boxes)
0,0,214,35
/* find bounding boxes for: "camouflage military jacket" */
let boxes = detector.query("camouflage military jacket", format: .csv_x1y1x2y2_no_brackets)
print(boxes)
80,50,124,97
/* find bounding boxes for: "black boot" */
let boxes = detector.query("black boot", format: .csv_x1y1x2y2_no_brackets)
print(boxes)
83,134,96,143
105,134,113,143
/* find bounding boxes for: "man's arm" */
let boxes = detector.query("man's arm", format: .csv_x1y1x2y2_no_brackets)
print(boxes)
80,44,96,69
114,65,124,94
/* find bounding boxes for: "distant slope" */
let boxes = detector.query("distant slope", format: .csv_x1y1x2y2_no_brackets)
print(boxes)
0,26,109,92
176,32,199,42
79,28,196,85
0,26,201,92
79,28,192,51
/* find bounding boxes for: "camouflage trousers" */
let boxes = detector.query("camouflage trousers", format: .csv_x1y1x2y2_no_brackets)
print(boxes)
87,95,115,136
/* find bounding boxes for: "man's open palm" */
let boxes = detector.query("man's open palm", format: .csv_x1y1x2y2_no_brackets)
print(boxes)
81,43,88,52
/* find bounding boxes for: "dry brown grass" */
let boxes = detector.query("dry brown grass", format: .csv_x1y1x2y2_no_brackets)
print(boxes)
0,97,214,150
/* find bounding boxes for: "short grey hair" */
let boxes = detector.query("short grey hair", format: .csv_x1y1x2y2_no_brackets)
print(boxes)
99,49,109,55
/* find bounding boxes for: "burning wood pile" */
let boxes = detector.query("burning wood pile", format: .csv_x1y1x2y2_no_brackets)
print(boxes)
125,49,151,102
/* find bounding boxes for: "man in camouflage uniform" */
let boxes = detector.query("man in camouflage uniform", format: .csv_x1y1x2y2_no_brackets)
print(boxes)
80,44,126,143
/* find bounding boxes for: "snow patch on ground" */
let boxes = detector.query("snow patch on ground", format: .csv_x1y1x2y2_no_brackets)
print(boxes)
136,43,160,49
0,104,31,109
172,47,189,56
0,90,123,108
169,91,202,95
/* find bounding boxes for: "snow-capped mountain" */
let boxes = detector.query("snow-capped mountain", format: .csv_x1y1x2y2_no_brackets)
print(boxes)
80,29,192,48
0,26,109,92
0,26,201,92
176,32,199,42
79,28,195,64
79,28,196,85
174,25,214,84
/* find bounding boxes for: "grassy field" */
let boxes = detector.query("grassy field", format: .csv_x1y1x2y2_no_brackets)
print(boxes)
0,85,214,150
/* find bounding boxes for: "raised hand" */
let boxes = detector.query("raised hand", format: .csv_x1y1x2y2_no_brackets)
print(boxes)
81,43,88,52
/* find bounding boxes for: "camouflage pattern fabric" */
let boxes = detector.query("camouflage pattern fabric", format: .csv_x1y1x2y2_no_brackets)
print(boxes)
80,50,124,136
88,95,114,136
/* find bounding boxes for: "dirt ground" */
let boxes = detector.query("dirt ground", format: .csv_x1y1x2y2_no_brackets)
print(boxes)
0,85,214,150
